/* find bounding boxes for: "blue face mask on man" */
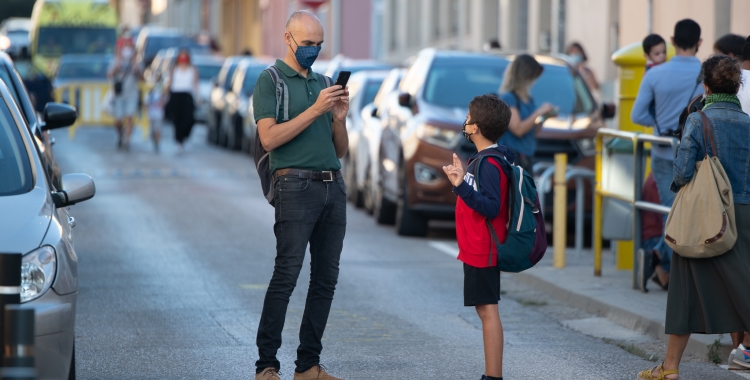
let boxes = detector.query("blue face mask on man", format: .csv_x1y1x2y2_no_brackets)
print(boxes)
289,34,321,70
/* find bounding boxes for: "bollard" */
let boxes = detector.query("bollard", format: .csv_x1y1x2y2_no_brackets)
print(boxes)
553,153,567,268
0,253,21,363
594,136,603,277
2,305,35,380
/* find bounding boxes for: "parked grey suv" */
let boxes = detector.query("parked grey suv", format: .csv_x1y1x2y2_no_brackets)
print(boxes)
0,80,92,379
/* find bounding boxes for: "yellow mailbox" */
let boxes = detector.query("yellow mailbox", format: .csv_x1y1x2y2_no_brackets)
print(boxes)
608,41,675,270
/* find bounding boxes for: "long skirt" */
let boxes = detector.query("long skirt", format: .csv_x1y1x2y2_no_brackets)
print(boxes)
665,203,750,334
168,91,195,144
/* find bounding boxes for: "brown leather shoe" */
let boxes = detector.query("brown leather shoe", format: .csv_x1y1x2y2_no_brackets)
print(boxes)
255,367,281,380
293,365,342,380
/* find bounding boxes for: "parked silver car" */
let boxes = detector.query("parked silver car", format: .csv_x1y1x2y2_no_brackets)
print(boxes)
354,68,406,214
342,70,389,207
0,80,92,379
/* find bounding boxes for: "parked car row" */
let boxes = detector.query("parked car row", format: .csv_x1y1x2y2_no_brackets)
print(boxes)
0,51,93,379
343,49,614,237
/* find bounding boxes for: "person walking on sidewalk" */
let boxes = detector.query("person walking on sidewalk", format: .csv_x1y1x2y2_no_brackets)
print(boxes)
637,56,750,380
252,10,349,380
107,37,142,151
443,94,512,380
631,19,704,294
166,50,199,154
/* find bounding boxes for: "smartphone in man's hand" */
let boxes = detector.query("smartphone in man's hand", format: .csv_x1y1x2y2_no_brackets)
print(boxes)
334,71,351,89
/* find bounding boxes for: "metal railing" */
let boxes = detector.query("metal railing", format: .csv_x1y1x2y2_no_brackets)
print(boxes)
593,128,678,284
536,164,594,257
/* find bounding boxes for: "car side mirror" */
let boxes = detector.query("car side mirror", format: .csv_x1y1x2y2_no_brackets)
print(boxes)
398,93,411,108
601,103,616,119
52,173,95,207
42,103,77,131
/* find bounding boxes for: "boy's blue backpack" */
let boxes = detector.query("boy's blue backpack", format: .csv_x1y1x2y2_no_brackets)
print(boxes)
473,154,547,272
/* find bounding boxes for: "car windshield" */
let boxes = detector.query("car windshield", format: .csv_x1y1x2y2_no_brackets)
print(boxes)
333,64,391,82
145,36,197,57
0,103,32,196
196,64,221,81
242,65,267,94
423,57,594,115
38,27,116,56
58,59,110,79
423,58,507,109
361,80,383,110
223,63,240,89
0,67,22,112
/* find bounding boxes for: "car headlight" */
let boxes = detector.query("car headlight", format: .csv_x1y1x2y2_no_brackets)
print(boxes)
21,246,56,303
416,124,458,149
574,138,596,156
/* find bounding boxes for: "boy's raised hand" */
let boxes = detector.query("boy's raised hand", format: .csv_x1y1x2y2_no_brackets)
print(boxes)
442,153,465,187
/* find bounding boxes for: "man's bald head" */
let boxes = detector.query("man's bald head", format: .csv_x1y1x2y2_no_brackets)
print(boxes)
284,10,324,51
285,10,323,32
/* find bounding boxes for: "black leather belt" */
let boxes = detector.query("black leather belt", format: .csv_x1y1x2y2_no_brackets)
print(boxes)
273,168,342,182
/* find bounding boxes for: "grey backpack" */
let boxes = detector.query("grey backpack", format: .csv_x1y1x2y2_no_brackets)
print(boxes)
253,66,333,206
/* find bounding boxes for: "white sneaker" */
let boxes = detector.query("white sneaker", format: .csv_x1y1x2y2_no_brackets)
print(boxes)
729,349,743,370
733,344,750,369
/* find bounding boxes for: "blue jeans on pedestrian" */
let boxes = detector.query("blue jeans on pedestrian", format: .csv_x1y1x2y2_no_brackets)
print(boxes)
650,157,674,272
256,175,347,374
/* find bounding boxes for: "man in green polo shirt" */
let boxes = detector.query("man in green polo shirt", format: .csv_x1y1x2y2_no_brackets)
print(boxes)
253,10,348,380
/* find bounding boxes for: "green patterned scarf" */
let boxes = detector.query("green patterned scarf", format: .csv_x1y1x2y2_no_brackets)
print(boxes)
703,93,742,109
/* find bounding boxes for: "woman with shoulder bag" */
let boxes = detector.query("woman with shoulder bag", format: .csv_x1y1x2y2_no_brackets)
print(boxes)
638,56,750,379
107,38,142,151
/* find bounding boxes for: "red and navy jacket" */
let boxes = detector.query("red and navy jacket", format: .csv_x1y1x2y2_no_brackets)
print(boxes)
453,145,512,268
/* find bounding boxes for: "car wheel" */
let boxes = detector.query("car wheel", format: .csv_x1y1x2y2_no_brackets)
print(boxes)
208,111,220,144
218,121,228,147
345,156,363,207
373,164,396,224
68,343,75,380
363,167,374,214
395,167,429,237
229,117,243,151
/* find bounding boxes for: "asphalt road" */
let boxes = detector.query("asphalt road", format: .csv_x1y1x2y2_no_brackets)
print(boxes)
52,125,739,379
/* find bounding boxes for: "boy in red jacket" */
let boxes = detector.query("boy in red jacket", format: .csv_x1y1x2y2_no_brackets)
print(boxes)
443,94,512,380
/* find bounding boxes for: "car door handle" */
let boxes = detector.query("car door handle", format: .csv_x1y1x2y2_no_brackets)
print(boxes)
68,216,76,228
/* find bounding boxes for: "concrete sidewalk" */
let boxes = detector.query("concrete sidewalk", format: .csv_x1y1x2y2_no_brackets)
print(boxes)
512,247,734,360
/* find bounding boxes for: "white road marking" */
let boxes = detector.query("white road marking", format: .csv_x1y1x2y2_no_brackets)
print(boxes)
429,241,459,258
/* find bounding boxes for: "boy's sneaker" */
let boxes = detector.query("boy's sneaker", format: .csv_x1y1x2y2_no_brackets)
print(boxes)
636,249,653,293
733,344,750,369
293,365,342,380
255,368,281,380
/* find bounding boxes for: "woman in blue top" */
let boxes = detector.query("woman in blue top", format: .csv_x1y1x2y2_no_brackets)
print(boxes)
498,54,555,172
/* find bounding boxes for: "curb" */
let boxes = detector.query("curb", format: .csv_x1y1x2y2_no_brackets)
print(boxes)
514,271,733,360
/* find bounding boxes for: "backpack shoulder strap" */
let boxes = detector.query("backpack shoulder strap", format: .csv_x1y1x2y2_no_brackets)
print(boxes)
698,111,718,158
318,73,334,88
265,66,290,122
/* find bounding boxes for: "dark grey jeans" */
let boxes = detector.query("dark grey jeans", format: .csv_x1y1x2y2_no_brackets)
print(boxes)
255,175,347,373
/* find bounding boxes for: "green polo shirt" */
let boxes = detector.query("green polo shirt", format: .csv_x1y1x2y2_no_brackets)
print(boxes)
253,59,341,173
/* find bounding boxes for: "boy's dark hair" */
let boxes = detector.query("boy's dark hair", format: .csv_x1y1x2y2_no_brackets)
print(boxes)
741,35,750,62
714,34,745,57
673,19,701,50
642,34,666,55
702,55,742,94
468,94,511,143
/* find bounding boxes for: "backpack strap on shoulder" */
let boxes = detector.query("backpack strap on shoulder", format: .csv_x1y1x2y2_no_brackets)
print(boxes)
265,66,290,122
318,73,334,88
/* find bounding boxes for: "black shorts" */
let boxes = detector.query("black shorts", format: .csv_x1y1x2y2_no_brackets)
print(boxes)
463,263,501,307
